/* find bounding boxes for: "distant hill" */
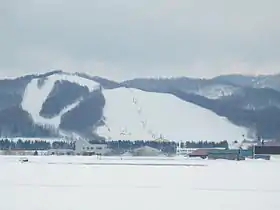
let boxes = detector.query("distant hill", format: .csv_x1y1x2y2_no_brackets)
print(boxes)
1,70,280,141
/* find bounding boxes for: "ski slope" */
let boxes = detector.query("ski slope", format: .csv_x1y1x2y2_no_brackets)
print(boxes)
1,156,280,210
96,88,249,142
21,73,100,128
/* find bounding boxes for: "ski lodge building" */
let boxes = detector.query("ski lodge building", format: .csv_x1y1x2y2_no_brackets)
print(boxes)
74,138,110,155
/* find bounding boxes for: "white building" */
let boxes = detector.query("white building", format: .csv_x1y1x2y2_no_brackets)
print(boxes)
176,147,225,156
176,147,198,156
74,139,110,155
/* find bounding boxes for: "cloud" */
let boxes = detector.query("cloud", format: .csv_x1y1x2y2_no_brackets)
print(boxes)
1,0,280,80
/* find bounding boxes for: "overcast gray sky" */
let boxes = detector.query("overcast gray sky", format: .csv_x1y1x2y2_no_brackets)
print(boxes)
1,0,280,81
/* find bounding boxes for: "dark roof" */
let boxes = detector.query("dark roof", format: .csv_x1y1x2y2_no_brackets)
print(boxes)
189,148,212,156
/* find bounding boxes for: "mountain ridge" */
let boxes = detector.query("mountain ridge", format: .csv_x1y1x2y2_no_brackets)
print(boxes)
0,70,280,141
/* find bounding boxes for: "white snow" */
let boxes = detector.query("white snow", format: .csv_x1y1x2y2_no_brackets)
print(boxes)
195,84,238,99
1,156,280,210
21,73,100,128
96,88,249,142
52,73,100,91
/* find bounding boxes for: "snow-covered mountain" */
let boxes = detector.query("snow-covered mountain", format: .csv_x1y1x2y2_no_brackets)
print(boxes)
1,70,280,141
97,88,247,142
21,73,99,128
212,74,280,91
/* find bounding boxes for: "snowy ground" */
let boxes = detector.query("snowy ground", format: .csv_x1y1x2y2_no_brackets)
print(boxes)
1,156,280,210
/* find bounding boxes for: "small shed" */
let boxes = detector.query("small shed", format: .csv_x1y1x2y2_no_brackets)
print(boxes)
189,148,212,159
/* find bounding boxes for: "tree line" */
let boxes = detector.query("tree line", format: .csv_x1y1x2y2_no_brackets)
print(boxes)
0,139,74,150
0,139,228,151
106,140,228,153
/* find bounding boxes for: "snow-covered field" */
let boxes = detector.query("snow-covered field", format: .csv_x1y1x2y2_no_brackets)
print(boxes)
1,156,280,210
